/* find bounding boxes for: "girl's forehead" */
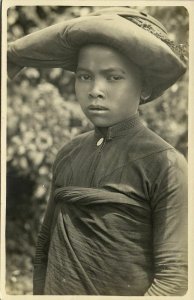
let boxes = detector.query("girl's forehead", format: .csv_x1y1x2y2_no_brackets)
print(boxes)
77,44,142,83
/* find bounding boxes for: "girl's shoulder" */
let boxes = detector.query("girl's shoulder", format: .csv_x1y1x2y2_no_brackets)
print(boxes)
54,130,94,163
126,124,187,174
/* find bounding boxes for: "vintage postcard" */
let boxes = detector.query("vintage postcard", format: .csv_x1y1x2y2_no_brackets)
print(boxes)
1,0,194,299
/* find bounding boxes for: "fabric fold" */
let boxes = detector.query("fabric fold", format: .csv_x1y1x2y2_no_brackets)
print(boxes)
54,186,150,209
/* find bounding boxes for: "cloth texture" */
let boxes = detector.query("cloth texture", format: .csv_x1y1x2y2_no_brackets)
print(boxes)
33,114,188,295
7,7,187,102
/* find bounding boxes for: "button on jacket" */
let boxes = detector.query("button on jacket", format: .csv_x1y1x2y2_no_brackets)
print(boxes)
33,114,188,296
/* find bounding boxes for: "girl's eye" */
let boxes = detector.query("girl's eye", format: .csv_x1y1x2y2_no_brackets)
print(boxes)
108,75,123,81
76,74,92,81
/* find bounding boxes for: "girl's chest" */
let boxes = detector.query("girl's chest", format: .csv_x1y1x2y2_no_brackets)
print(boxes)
54,138,151,204
55,138,130,187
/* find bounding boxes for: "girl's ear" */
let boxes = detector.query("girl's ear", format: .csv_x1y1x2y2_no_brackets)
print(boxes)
140,80,152,103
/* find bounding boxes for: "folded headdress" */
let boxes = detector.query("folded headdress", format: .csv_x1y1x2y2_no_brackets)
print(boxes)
7,7,187,103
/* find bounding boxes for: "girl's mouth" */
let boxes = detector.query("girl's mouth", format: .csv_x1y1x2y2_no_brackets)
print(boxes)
88,105,109,111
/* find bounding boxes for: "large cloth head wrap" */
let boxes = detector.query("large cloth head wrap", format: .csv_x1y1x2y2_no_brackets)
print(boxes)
7,7,187,103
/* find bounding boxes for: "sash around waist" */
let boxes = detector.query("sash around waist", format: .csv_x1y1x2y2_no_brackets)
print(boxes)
54,186,150,210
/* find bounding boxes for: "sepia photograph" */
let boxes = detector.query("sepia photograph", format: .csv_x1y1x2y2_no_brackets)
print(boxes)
1,1,194,299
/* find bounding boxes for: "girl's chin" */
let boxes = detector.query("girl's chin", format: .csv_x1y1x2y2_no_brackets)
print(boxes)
86,115,114,128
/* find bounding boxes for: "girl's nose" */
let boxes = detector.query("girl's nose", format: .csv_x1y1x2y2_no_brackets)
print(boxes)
88,81,105,99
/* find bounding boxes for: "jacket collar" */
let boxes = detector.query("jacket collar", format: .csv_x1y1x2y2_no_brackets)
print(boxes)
94,113,143,140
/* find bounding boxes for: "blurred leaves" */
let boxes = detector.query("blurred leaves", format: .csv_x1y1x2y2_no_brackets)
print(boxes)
7,79,86,179
6,5,188,295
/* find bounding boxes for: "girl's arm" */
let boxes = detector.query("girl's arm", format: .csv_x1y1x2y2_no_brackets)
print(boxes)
145,150,188,296
33,179,56,295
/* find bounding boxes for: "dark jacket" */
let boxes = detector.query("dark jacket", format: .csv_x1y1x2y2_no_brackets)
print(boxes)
33,114,188,295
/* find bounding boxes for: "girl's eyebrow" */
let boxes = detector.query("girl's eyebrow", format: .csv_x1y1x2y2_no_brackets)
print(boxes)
76,67,126,74
76,67,91,73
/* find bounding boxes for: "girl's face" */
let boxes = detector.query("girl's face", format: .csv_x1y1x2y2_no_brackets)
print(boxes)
75,44,142,128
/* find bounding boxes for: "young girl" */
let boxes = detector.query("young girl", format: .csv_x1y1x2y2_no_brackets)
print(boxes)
8,7,188,296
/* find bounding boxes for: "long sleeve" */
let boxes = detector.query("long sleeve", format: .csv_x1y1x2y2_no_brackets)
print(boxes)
33,180,55,294
145,150,188,296
33,141,72,294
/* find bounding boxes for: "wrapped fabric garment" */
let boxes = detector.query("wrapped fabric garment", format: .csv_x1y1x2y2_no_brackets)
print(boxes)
45,187,153,295
33,114,188,295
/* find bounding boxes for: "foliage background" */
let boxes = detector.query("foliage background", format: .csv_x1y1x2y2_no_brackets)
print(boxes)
6,6,188,295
